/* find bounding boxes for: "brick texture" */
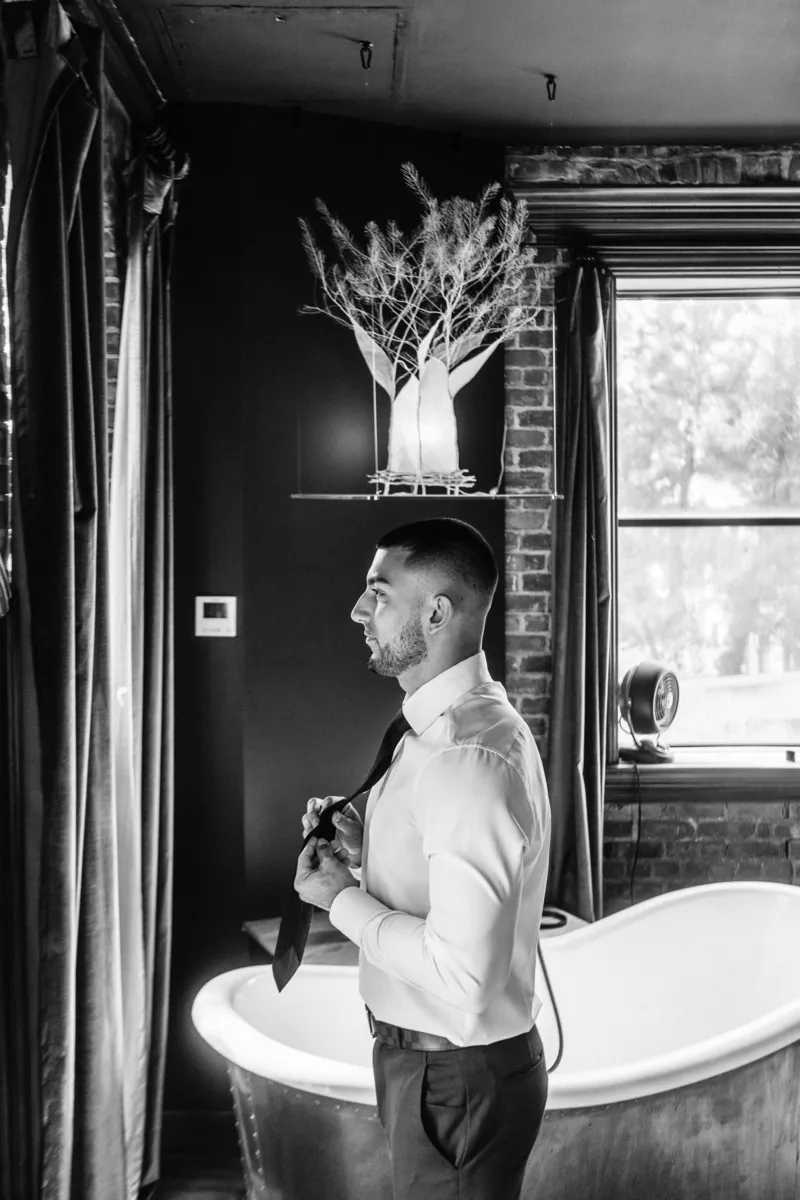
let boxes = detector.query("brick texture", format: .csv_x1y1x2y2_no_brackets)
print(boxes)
503,261,561,749
507,144,800,187
503,142,800,910
603,801,800,915
103,83,132,470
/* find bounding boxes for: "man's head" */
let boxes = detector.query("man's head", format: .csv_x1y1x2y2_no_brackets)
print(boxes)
350,518,498,690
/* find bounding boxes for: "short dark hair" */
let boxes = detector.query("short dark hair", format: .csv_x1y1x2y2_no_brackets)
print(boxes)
376,518,498,603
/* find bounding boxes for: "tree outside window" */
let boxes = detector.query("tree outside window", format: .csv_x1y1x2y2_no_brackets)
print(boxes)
616,294,800,747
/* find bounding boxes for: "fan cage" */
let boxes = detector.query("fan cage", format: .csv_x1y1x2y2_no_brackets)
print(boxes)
620,661,680,737
653,677,679,726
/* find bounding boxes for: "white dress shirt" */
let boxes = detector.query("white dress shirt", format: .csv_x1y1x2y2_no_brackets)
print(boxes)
329,651,551,1047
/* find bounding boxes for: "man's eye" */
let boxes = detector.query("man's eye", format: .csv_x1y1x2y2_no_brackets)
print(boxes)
371,589,384,598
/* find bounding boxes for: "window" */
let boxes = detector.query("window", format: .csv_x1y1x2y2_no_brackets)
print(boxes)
615,281,800,759
513,179,800,795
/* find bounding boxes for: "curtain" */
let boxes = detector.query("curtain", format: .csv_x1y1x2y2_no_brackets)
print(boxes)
1,53,37,1200
109,127,186,1196
1,86,38,1200
1,3,185,1196
0,555,38,1200
1,120,9,563
4,5,127,1196
545,264,614,922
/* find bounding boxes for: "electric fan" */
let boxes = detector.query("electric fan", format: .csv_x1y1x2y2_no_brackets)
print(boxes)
618,660,680,764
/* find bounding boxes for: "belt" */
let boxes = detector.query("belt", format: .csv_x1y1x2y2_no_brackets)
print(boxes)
366,1007,460,1051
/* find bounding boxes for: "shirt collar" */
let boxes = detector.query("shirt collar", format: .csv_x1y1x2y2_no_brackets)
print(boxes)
402,651,493,736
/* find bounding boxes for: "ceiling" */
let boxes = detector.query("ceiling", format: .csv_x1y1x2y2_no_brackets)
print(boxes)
114,0,800,143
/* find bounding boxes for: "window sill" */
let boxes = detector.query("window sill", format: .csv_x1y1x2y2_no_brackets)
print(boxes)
605,759,800,804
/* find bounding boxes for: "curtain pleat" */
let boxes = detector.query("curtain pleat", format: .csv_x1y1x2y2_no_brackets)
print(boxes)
0,560,39,1200
545,265,613,922
110,136,148,1199
0,95,35,1200
109,130,184,1196
139,205,176,1194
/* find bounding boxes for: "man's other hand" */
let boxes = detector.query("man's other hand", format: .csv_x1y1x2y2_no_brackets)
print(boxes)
303,796,364,868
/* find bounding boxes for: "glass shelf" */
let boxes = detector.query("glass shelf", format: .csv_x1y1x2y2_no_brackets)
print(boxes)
291,492,562,501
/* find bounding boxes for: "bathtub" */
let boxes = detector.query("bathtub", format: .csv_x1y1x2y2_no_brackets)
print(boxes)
192,882,800,1199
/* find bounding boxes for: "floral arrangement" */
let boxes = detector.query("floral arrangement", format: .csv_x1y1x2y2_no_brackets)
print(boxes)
300,164,541,493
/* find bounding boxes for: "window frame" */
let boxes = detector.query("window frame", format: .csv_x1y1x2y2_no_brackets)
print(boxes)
513,182,800,802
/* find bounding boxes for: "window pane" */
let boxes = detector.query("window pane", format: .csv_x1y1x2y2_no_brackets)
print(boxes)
617,297,800,515
618,525,800,746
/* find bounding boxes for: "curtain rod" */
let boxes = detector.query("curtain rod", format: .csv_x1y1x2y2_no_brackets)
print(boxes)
63,0,166,129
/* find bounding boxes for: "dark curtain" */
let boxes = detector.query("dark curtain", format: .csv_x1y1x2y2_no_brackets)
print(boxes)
0,562,38,1200
545,264,614,922
1,118,9,562
0,77,37,1200
4,5,126,1196
1,3,184,1196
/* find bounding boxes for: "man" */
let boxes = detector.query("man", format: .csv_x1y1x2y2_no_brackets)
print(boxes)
294,517,551,1200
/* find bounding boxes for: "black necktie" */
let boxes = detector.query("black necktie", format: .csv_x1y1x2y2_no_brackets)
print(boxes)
272,710,411,992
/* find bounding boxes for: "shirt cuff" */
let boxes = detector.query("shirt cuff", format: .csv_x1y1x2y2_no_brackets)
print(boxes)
329,886,388,946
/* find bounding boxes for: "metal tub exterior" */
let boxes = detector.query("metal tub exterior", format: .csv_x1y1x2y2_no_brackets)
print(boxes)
227,1046,800,1200
228,1063,391,1200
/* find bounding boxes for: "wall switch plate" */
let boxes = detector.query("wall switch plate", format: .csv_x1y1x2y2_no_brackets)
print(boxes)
195,596,237,637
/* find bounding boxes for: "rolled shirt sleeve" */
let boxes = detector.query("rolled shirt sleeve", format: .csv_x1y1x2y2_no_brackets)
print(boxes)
329,745,534,1014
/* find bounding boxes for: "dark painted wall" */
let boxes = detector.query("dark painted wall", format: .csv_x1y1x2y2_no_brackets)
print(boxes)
167,106,505,1110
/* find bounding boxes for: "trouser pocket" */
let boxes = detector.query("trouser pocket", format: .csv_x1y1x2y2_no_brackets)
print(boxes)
419,1053,468,1169
373,1039,387,1126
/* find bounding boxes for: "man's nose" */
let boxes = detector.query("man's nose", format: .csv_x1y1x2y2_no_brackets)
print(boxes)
351,592,369,623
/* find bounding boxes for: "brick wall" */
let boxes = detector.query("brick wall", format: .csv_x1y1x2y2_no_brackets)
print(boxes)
103,200,123,457
604,801,800,915
507,143,800,187
502,253,562,748
103,83,131,466
503,142,800,912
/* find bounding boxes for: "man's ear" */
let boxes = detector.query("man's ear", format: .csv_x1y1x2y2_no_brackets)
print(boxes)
428,593,454,634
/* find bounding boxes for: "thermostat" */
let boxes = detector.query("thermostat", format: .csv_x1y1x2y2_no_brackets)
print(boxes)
195,596,237,637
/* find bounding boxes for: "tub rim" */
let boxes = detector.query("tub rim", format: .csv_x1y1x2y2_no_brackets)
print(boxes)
541,879,800,953
192,963,374,1094
192,881,800,1108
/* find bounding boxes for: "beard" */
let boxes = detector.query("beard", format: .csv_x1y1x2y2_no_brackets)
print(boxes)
368,611,428,677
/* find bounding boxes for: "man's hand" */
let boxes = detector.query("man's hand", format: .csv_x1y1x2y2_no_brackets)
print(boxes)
303,796,364,868
294,838,359,911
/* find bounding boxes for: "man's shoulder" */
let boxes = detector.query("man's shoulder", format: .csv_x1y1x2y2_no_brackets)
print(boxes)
432,688,548,836
446,683,536,766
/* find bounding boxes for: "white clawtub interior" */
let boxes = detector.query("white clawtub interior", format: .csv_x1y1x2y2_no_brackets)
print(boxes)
193,881,800,1108
192,882,800,1199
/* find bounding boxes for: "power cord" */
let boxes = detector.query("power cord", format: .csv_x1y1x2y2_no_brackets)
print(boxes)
537,906,566,1074
630,763,643,907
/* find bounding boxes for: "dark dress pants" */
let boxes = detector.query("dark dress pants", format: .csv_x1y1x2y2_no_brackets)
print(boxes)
372,1025,548,1200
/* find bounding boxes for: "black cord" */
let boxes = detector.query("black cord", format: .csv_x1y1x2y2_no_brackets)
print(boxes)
539,907,568,932
538,906,566,1074
629,764,643,907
